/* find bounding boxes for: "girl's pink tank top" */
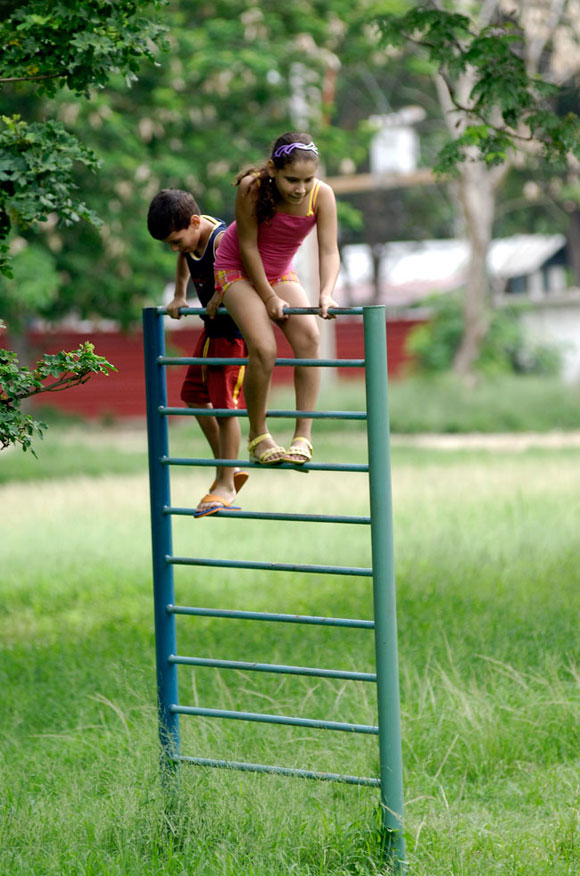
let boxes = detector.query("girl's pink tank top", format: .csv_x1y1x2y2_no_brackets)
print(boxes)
215,180,320,277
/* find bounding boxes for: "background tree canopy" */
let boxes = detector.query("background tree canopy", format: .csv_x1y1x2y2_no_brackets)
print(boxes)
1,0,385,327
1,0,579,352
0,0,164,451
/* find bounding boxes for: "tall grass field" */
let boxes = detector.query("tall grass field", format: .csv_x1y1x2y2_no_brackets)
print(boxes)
1,420,580,874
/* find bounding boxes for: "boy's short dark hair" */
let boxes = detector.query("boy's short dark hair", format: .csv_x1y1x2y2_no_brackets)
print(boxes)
147,189,201,240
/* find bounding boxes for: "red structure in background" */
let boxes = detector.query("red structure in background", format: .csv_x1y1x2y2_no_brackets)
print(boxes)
6,316,425,420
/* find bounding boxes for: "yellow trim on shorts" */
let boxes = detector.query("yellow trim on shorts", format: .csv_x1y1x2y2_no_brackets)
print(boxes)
232,364,245,407
201,335,211,382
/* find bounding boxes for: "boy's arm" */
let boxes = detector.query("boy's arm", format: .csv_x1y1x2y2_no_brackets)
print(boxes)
235,178,288,321
315,183,340,320
205,230,226,319
166,253,190,319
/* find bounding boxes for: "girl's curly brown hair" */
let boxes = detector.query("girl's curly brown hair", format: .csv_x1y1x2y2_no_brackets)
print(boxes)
234,132,318,225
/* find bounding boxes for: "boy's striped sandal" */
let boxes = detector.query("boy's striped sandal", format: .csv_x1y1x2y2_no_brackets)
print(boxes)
281,436,313,465
248,433,286,465
193,494,242,518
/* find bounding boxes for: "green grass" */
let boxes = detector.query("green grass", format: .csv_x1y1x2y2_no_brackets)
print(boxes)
319,373,580,434
4,373,580,486
2,426,580,874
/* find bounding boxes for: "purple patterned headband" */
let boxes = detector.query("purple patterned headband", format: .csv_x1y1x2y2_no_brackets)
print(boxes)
272,141,319,160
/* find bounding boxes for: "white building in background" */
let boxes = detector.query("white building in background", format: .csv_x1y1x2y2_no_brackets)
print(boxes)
337,234,567,305
369,107,426,175
336,233,580,382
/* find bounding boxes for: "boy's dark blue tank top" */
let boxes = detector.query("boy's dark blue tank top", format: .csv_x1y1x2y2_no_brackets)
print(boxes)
185,217,241,339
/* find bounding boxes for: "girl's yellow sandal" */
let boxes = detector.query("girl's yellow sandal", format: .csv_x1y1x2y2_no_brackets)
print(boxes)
247,433,286,465
281,436,313,465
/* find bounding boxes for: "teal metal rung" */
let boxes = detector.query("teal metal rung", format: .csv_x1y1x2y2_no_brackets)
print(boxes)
162,456,368,473
156,305,365,317
174,755,381,787
169,654,376,682
159,406,367,420
159,356,365,368
165,507,371,525
167,555,372,577
172,705,379,735
167,605,374,629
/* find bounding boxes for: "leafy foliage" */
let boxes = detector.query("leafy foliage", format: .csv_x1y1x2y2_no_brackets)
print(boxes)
0,339,116,453
0,0,387,324
407,292,562,376
0,115,101,276
0,0,168,96
0,0,167,451
0,243,61,333
376,5,580,173
0,0,168,276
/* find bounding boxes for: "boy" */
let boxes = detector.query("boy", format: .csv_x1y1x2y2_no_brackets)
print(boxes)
147,189,248,517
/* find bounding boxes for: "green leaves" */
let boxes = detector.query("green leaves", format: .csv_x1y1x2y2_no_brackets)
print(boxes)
376,5,580,173
0,1,168,277
377,5,472,60
435,125,514,174
0,244,62,336
0,115,101,275
0,0,169,96
0,2,168,452
0,342,116,453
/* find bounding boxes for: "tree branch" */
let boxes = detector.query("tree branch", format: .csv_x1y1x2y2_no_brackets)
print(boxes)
6,372,92,402
0,72,62,84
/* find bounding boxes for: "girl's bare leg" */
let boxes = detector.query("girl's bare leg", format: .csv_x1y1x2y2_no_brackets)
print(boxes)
222,280,284,459
273,281,321,446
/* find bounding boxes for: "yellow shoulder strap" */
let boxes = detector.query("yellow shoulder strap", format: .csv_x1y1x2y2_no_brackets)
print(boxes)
306,179,321,217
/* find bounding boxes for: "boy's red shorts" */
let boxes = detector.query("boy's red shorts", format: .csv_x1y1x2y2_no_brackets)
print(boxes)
180,332,247,409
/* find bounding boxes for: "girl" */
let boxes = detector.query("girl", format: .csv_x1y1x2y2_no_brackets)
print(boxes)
210,131,340,465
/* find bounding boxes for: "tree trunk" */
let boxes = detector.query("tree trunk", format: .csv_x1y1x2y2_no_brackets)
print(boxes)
371,244,382,304
453,161,508,375
432,0,570,374
567,209,580,286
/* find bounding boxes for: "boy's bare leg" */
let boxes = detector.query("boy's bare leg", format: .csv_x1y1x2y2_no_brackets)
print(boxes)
274,281,321,446
187,403,220,482
211,416,240,500
188,404,242,514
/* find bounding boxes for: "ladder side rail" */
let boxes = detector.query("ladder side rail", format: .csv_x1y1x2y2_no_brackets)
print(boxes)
143,307,181,770
363,306,406,870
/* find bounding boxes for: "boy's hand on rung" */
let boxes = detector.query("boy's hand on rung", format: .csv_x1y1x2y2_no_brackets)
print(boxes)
167,296,188,319
206,292,221,319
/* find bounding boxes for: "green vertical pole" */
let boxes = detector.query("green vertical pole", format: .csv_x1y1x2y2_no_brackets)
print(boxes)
363,305,406,872
143,307,180,776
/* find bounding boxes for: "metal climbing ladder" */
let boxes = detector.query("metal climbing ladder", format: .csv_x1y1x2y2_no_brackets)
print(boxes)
143,304,405,870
